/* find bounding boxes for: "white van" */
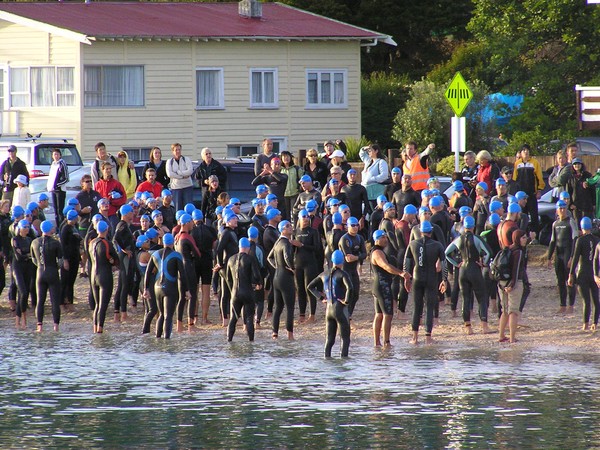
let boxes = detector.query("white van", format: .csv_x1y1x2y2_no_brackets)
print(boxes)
0,136,83,178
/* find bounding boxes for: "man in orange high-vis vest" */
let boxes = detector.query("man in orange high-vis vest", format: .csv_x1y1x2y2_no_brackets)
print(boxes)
403,141,435,193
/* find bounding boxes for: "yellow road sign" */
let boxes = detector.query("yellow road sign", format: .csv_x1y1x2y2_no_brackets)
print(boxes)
445,72,472,117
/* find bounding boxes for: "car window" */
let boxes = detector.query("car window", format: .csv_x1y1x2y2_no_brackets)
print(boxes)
578,141,600,155
35,144,83,166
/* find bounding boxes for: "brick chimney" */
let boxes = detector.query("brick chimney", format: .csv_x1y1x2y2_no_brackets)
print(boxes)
239,0,262,19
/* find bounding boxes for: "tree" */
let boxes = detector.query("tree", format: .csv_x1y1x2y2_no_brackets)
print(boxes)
392,78,497,157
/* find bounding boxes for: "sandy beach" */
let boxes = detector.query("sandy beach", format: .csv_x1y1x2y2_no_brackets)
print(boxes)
1,245,599,350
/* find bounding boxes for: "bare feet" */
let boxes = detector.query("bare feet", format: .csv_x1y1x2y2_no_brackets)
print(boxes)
425,336,434,345
433,318,439,327
306,315,316,324
287,331,294,341
266,312,272,320
114,312,121,323
452,310,458,318
272,333,278,340
36,323,42,333
121,312,128,323
383,340,392,348
374,341,382,347
298,315,306,324
188,324,198,333
499,336,509,343
97,327,103,334
53,323,59,332
222,318,228,328
482,322,492,334
567,306,575,315
410,338,418,345
591,324,597,332
556,306,566,315
255,321,262,329
177,321,184,333
582,323,590,331
465,324,473,335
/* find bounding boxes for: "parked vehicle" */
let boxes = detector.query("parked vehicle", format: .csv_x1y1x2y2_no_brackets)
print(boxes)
573,137,600,155
0,136,83,178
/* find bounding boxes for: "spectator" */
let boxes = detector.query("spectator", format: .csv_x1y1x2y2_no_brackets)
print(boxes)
303,148,328,190
254,138,276,176
280,151,304,222
201,175,222,224
12,174,30,209
0,145,29,205
566,158,594,224
322,166,346,204
403,141,434,193
359,144,390,207
94,162,127,229
500,166,520,196
196,147,227,192
513,144,545,234
328,150,352,184
116,151,137,200
46,148,69,228
252,158,288,219
461,150,479,203
165,143,194,211
136,167,164,199
475,150,500,197
90,142,118,186
548,150,572,202
143,146,170,188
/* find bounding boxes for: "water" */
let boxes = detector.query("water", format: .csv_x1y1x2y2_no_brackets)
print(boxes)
1,329,599,449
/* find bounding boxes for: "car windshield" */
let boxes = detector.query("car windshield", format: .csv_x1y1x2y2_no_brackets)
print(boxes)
35,144,83,166
29,177,47,195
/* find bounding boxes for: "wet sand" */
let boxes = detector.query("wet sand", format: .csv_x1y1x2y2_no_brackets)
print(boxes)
2,245,599,349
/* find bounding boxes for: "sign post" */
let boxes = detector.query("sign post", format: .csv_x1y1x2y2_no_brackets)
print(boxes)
445,72,473,171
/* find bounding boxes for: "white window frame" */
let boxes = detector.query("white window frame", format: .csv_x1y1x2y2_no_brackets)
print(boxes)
83,65,145,108
305,68,347,109
196,67,224,110
249,68,278,109
8,66,75,108
227,144,260,158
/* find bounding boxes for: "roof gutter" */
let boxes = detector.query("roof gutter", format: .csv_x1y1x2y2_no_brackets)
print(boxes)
0,11,92,44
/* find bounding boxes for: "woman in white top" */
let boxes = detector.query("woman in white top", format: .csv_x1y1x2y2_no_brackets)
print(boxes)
46,148,69,227
165,143,194,211
360,144,390,206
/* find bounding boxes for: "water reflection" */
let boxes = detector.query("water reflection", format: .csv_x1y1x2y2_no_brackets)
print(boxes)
1,329,599,448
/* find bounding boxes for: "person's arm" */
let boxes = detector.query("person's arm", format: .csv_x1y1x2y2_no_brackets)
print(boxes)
165,158,177,179
403,242,414,274
307,272,325,300
569,238,581,278
340,269,353,305
444,237,461,267
283,240,295,271
474,235,492,265
359,147,370,164
506,249,522,289
534,159,546,191
358,237,367,262
180,157,194,178
371,159,390,184
547,221,557,260
371,248,403,275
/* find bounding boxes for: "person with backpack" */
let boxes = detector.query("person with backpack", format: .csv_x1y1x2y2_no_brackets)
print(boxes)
445,216,492,335
499,229,529,343
280,151,304,223
480,213,502,315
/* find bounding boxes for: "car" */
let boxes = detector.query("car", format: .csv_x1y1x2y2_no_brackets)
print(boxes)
0,136,84,178
573,137,600,155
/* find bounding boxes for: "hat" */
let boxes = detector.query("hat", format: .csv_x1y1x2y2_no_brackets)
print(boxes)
66,209,79,221
140,214,151,222
183,203,195,214
347,216,359,227
179,213,192,225
7,145,16,152
391,167,402,174
145,228,158,239
228,198,241,206
430,188,440,196
501,166,512,174
420,220,433,233
418,206,430,215
215,206,224,215
255,185,268,194
67,197,80,206
305,200,318,212
581,217,592,231
17,219,30,230
119,204,133,216
224,212,238,224
490,200,502,212
458,206,472,218
489,213,501,227
324,140,334,146
299,175,312,183
515,191,529,201
266,193,278,202
141,192,152,200
14,174,28,185
266,208,281,221
40,220,54,234
331,250,344,265
427,177,439,185
332,212,343,225
507,203,522,214
161,189,172,197
452,180,463,191
329,178,339,185
556,200,567,209
348,168,357,175
331,150,345,158
421,189,431,199
429,196,443,208
27,201,38,212
572,158,583,165
495,178,507,186
38,193,49,202
136,235,149,248
175,210,185,221
377,195,387,205
248,226,259,239
134,192,143,200
151,209,162,220
403,204,418,215
129,200,139,208
298,209,310,219
96,220,109,233
559,191,570,200
372,230,387,241
383,202,395,212
92,214,103,223
11,205,25,219
163,233,174,246
338,204,349,212
327,198,340,207
192,209,203,221
476,181,488,192
463,216,475,230
239,237,251,249
278,220,291,233
63,206,74,216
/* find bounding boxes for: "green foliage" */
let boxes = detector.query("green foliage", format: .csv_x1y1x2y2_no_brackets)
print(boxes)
435,154,459,176
392,78,497,158
361,72,410,150
342,136,371,162
498,128,575,157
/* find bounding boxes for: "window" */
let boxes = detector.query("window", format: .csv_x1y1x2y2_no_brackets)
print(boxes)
84,65,144,107
196,68,224,109
250,68,278,108
306,69,347,108
9,66,75,107
122,147,153,162
227,144,259,158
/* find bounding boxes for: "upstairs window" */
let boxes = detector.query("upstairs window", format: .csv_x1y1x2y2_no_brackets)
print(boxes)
196,68,224,109
10,66,75,107
250,68,278,108
306,69,347,109
84,65,144,107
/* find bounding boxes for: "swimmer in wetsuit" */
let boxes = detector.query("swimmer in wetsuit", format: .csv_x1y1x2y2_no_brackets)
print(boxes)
294,209,321,323
175,213,201,331
214,212,239,327
31,220,63,333
89,220,119,333
339,216,367,319
370,229,406,348
113,204,136,323
11,219,35,329
225,237,262,341
307,250,353,357
144,233,190,339
267,220,296,340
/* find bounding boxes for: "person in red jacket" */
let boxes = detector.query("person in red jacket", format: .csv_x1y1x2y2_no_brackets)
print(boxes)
136,167,164,199
94,162,126,229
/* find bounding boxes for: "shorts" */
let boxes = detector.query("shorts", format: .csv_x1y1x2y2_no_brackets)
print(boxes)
373,278,394,316
198,255,213,285
500,280,522,314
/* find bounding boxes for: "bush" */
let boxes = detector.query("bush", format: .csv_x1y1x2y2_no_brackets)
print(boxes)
342,136,371,162
435,155,459,176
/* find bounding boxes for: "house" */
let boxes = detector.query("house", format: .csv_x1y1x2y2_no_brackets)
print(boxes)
0,1,394,160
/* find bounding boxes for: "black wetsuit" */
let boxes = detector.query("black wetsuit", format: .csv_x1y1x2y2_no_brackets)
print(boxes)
392,188,420,214
379,217,401,304
139,250,157,334
113,220,135,313
368,208,384,243
175,231,201,324
31,235,63,326
60,222,82,307
226,252,262,341
572,234,600,325
294,225,320,317
90,236,119,330
262,224,279,314
146,247,187,339
339,232,367,317
307,267,352,357
404,236,446,335
371,245,394,316
249,241,267,324
480,227,501,312
251,214,268,246
215,226,238,320
11,234,35,318
325,227,345,269
191,222,217,287
268,235,295,336
548,217,578,307
341,183,371,224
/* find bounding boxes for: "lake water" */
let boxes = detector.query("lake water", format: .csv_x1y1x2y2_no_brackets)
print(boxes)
1,329,599,449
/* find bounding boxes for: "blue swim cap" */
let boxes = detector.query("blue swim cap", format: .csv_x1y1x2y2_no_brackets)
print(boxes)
404,204,418,215
489,213,501,227
11,205,25,219
140,214,151,222
161,189,172,197
27,201,38,212
215,206,224,215
17,219,30,230
278,220,291,233
338,204,349,212
348,168,357,175
298,209,309,219
383,202,395,212
327,198,340,207
305,200,318,212
119,204,133,216
581,217,592,230
41,220,54,234
255,185,268,194
421,189,431,199
495,178,507,186
515,191,529,201
96,220,109,233
38,193,49,201
136,235,149,248
377,194,387,205
429,196,443,208
151,209,162,220
129,200,139,208
559,191,570,200
430,189,440,196
418,206,430,216
179,213,192,225
63,205,74,216
459,206,472,218
331,249,344,265
175,210,185,221
141,192,152,200
192,209,203,221
163,233,174,246
134,192,143,200
228,198,240,206
476,181,488,192
224,212,238,223
299,175,312,183
248,226,259,239
507,203,522,214
184,203,196,214
332,212,343,225
420,220,433,233
556,200,567,209
68,197,79,206
463,216,475,230
266,208,281,221
239,237,251,249
347,216,359,226
372,230,387,241
145,228,158,239
266,193,278,202
391,167,401,174
329,178,339,186
92,214,103,223
453,180,464,191
490,200,502,213
66,209,79,221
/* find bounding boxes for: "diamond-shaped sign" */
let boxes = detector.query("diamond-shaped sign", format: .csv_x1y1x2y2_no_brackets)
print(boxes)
445,72,473,117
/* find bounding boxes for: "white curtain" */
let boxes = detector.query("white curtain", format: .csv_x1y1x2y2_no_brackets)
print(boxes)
102,66,143,106
307,72,318,104
334,72,344,104
251,71,263,104
320,72,331,104
263,71,274,104
84,67,101,107
57,67,75,107
31,67,56,107
197,70,220,107
10,68,29,107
